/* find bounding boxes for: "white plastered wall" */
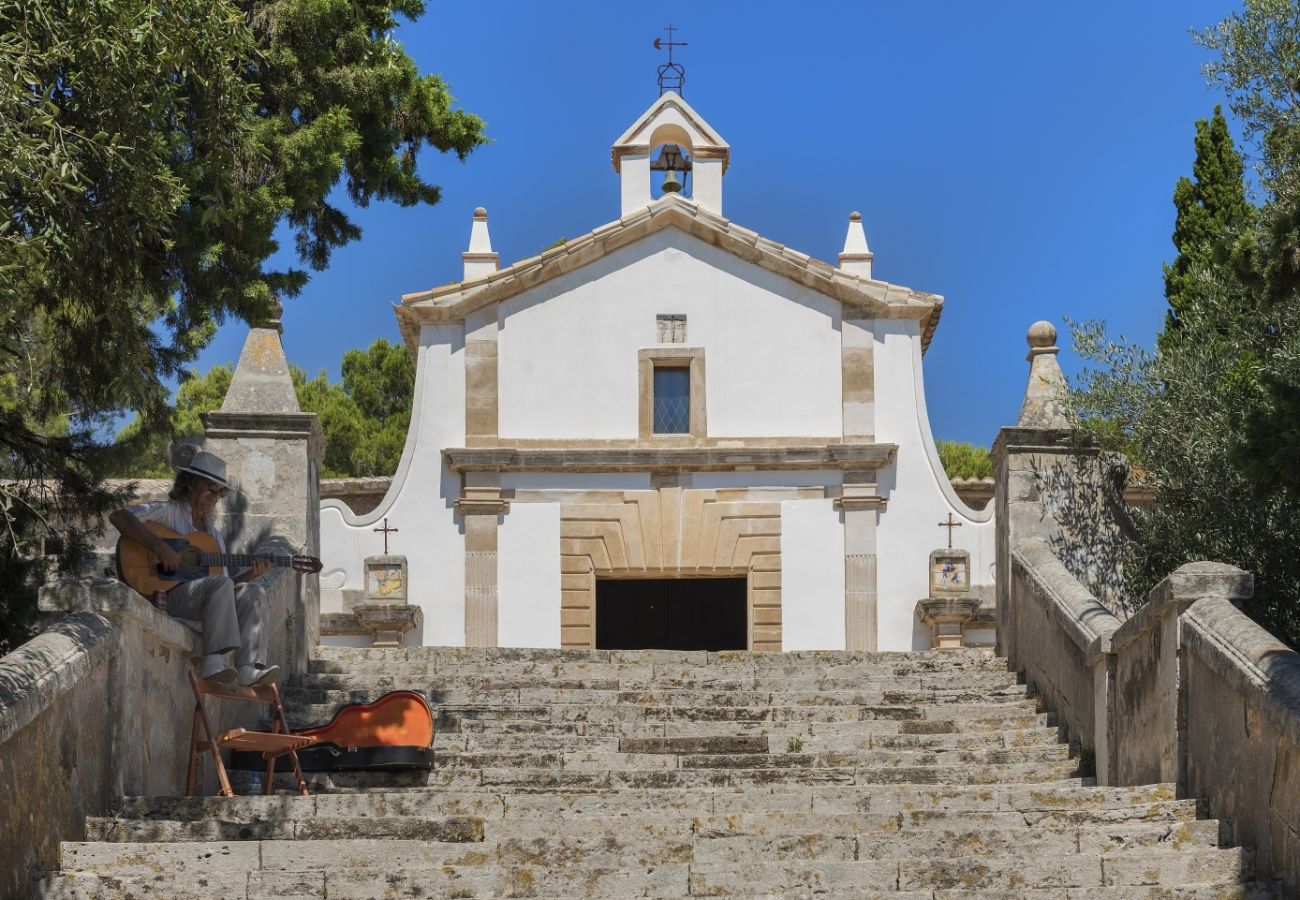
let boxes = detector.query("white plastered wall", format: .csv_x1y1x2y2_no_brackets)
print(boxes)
497,502,562,648
497,229,843,440
780,498,846,650
318,323,467,646
872,319,995,651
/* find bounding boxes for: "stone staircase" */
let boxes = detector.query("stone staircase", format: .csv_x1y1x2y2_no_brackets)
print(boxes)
37,647,1276,898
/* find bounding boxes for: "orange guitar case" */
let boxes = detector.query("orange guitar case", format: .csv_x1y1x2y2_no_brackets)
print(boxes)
230,690,435,772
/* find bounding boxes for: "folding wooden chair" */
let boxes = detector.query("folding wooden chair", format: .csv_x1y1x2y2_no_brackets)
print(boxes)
186,670,315,797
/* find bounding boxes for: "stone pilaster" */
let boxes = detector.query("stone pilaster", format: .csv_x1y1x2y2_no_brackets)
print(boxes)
837,475,884,651
456,481,507,647
842,317,875,441
202,326,324,674
464,306,499,447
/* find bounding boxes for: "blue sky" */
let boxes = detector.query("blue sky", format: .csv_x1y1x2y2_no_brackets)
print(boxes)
193,0,1240,448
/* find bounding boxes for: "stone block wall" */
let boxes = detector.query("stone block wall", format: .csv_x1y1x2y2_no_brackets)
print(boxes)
0,568,299,899
1005,520,1300,892
0,613,116,900
1182,596,1300,889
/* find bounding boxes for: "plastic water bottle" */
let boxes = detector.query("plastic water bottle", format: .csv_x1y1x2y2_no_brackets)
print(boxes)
248,770,262,794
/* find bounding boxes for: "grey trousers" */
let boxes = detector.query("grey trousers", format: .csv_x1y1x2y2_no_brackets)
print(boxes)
166,576,269,668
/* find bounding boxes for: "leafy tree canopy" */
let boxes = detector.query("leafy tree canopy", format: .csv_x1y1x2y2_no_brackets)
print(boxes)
1071,0,1300,647
935,440,993,480
0,0,484,652
114,337,415,481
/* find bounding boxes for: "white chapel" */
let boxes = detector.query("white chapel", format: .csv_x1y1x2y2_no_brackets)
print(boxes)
317,90,995,653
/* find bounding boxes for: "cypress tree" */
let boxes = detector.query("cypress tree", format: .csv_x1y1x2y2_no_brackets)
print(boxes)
1161,106,1252,328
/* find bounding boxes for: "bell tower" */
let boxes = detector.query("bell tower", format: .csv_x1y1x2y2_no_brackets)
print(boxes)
611,91,730,216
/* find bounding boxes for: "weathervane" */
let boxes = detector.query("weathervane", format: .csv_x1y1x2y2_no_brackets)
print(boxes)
654,24,687,96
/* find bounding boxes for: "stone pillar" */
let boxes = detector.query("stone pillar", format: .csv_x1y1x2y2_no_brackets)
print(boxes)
837,475,884,652
202,323,323,674
993,321,1130,666
457,481,507,647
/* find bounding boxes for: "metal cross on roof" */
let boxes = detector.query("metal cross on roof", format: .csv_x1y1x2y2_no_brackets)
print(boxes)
654,24,687,96
938,513,962,549
373,517,399,555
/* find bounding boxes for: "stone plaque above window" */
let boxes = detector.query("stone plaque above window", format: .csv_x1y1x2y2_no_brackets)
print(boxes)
657,314,686,344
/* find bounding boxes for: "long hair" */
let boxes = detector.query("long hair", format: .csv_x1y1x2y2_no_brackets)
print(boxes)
167,471,207,502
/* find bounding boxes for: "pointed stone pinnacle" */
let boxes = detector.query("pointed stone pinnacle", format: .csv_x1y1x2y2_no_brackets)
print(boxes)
220,327,302,414
1017,320,1071,429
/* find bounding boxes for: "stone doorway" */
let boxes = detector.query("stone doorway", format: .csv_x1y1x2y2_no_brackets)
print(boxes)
595,577,748,651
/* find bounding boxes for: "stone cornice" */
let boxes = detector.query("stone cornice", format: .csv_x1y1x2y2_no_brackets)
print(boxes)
203,410,325,464
397,196,943,357
444,442,897,475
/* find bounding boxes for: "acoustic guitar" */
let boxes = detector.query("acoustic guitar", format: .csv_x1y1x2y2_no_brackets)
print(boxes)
116,522,323,599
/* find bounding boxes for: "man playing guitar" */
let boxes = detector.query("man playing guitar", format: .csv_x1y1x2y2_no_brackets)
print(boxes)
110,444,280,687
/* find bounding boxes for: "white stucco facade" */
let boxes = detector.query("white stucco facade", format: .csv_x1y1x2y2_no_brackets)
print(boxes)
319,92,996,653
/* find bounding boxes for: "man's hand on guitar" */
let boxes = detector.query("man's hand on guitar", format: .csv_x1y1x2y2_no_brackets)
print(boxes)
235,558,272,584
154,541,182,573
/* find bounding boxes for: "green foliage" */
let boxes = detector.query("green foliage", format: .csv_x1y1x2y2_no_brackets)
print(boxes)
1162,106,1253,330
1069,7,1300,646
934,440,992,480
1196,1,1300,490
290,338,415,478
115,338,415,480
542,237,568,252
0,0,484,652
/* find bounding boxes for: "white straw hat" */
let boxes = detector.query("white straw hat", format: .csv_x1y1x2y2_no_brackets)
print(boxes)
169,443,235,492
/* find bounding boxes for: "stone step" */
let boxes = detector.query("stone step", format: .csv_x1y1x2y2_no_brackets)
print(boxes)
35,870,1278,900
66,818,1227,873
293,670,1023,693
283,685,1033,709
305,654,1011,680
310,758,1081,792
45,844,1251,894
312,646,1006,668
85,804,1211,845
419,744,1070,773
429,710,1054,737
284,700,1041,732
419,727,1061,754
108,782,1187,824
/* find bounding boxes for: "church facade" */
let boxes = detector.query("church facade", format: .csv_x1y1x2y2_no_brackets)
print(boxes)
318,92,995,653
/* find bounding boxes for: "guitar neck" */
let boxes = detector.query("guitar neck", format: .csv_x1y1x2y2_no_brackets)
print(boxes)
191,553,297,569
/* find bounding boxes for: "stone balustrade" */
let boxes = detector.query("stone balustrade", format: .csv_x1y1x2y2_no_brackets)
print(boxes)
1007,538,1300,892
0,565,299,898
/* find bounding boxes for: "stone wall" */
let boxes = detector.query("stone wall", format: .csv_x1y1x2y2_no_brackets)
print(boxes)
0,568,298,899
1004,506,1300,892
1182,595,1300,889
0,613,116,900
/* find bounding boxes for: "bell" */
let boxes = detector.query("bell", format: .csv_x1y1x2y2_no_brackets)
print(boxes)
661,169,682,193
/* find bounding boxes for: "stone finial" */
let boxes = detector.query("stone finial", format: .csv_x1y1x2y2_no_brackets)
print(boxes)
219,326,301,414
838,211,874,278
1017,320,1070,429
463,206,499,281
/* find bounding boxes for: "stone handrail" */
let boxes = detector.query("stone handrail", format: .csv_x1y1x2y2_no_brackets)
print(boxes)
1006,536,1300,893
0,565,301,899
1008,538,1120,766
1012,538,1120,658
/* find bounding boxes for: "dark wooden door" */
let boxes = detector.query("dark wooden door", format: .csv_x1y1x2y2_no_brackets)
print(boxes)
595,577,747,651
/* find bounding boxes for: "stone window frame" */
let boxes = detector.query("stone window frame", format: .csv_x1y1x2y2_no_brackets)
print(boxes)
638,347,706,440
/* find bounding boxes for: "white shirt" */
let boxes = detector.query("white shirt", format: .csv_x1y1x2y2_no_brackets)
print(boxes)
126,499,228,577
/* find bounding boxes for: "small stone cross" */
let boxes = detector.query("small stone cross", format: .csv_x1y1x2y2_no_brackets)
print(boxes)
373,517,399,555
938,513,962,549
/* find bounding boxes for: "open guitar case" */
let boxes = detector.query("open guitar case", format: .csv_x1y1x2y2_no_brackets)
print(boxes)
230,689,435,772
